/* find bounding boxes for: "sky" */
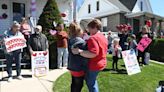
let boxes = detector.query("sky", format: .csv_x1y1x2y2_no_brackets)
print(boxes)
150,0,164,17
76,0,164,17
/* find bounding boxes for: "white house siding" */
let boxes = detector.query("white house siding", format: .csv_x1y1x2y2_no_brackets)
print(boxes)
56,0,74,26
78,0,120,21
0,0,11,34
36,0,74,25
0,0,30,34
132,0,153,13
35,0,47,18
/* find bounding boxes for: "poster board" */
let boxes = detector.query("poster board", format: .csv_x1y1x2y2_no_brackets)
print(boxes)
31,51,49,77
137,37,152,52
122,50,141,75
4,36,26,52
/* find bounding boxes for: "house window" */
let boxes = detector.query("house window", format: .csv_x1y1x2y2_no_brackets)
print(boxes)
101,17,108,32
88,4,91,13
13,2,25,22
96,1,99,11
140,1,143,11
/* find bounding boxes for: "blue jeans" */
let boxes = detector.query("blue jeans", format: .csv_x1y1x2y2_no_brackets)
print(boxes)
5,51,22,77
85,70,99,92
57,48,68,68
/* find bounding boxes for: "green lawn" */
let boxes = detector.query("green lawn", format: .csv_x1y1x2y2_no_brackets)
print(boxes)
53,55,164,92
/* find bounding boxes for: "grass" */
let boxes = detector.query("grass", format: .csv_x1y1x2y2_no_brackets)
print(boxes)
53,55,164,92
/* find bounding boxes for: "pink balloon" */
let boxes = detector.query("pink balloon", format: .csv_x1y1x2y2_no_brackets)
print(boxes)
49,30,57,35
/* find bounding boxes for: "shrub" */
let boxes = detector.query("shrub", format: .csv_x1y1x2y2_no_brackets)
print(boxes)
38,0,63,69
150,39,164,62
38,0,63,44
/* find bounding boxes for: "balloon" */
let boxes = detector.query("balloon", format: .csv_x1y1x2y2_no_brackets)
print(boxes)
49,30,57,35
146,20,152,27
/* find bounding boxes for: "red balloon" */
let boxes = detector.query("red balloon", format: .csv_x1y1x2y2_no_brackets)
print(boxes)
116,25,121,31
146,20,152,27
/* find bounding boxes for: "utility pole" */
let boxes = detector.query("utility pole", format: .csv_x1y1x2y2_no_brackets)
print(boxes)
73,0,77,22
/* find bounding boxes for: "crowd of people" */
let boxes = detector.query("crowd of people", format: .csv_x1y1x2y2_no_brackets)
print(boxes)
1,17,154,92
107,24,153,71
3,18,49,82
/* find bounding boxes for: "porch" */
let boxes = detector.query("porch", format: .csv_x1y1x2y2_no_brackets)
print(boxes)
126,11,164,35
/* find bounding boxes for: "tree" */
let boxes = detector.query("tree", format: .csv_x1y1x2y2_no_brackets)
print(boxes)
38,0,63,69
38,0,63,44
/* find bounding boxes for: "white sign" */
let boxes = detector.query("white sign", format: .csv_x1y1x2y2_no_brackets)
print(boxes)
122,50,141,75
4,36,26,52
32,51,49,77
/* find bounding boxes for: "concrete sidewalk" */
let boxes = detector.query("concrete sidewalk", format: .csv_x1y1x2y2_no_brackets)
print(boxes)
150,60,164,65
0,68,68,92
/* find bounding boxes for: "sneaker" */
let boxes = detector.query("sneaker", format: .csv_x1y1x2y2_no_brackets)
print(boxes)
17,76,23,80
8,77,13,82
57,66,62,69
58,67,63,69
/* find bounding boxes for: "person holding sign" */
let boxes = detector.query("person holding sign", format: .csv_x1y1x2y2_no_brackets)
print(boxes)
28,25,49,54
136,25,152,66
3,21,24,82
28,25,49,77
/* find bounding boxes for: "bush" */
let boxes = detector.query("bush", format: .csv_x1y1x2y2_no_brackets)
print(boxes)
38,0,63,44
38,0,63,69
150,39,164,62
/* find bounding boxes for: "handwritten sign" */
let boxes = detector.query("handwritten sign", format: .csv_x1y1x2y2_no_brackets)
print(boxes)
137,37,152,52
32,51,49,77
122,50,141,75
4,36,26,52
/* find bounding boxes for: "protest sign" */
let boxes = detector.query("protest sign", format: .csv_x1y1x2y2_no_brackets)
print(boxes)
122,50,141,75
32,51,49,77
4,36,26,52
137,37,152,52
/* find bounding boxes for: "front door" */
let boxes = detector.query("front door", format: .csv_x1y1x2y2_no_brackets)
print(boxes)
13,2,25,22
133,19,140,34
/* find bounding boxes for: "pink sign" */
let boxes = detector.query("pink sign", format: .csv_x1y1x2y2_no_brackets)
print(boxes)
137,37,152,52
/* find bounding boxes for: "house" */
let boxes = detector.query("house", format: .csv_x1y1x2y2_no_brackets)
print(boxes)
0,0,74,34
78,0,164,34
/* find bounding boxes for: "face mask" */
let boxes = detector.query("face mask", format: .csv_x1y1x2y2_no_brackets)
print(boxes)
35,29,41,34
35,31,40,34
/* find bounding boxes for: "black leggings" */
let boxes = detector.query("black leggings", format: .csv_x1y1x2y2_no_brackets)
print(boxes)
112,56,119,70
71,76,84,92
137,51,146,65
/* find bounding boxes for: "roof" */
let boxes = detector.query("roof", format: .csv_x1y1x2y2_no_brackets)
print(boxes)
119,0,137,11
126,11,164,21
78,0,130,20
107,0,130,12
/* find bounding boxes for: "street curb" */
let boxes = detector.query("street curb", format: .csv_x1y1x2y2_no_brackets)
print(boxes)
150,60,164,65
